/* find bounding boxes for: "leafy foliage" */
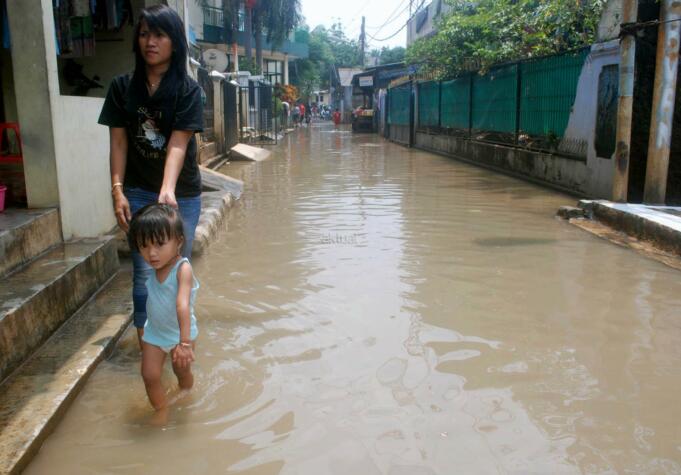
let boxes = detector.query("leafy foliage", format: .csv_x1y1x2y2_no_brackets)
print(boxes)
275,83,300,103
406,0,606,79
370,46,406,65
290,23,362,98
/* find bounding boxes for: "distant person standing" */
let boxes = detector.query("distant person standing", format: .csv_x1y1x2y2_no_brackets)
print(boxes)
292,104,300,127
333,108,342,126
304,103,311,125
298,103,306,125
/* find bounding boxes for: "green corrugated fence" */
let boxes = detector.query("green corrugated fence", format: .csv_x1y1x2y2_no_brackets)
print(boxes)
390,47,589,153
472,64,518,135
519,49,589,137
418,81,440,127
388,85,411,126
440,76,471,130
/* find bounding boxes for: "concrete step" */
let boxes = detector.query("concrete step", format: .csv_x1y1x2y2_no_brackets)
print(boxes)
230,143,271,162
0,208,61,279
0,237,119,383
0,270,132,475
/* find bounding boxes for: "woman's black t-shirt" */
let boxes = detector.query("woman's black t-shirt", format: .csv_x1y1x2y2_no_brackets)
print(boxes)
98,73,204,197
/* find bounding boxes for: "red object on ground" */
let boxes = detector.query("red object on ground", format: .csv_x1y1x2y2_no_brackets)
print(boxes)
333,111,341,125
0,123,23,164
0,184,6,212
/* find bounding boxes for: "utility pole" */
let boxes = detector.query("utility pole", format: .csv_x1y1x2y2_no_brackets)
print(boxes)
611,0,638,202
360,16,366,67
643,0,681,204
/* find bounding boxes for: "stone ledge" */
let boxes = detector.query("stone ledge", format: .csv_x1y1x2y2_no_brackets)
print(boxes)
578,200,681,256
193,191,232,256
0,270,132,475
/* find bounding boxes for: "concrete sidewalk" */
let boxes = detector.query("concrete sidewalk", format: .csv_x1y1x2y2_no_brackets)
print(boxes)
560,200,681,270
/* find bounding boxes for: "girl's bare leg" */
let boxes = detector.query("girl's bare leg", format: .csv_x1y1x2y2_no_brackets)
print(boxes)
141,343,167,410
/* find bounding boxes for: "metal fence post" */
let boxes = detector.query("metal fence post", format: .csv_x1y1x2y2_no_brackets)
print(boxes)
515,63,522,145
468,74,474,139
438,81,442,129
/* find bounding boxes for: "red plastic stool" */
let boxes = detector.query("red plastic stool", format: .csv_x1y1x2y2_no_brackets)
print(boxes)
0,123,23,163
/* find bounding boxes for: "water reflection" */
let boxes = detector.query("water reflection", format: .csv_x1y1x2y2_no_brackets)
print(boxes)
25,124,681,474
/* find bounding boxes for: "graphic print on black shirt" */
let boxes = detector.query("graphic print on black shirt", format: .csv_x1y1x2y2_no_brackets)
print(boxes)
136,106,167,158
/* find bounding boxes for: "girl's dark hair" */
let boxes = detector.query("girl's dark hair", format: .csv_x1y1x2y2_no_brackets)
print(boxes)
132,5,188,96
128,204,185,252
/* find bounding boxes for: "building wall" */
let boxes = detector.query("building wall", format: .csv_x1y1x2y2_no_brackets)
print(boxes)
406,0,453,46
560,41,619,197
187,0,206,42
53,96,115,238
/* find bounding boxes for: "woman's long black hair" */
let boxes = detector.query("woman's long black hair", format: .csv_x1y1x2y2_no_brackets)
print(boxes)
132,5,188,96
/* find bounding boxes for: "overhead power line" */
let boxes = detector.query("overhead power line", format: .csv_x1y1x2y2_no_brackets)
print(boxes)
366,0,426,42
366,0,410,32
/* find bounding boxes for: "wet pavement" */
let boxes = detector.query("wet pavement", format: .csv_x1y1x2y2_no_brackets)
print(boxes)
25,123,681,474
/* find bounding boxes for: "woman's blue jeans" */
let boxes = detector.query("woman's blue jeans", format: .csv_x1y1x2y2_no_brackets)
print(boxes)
125,187,202,328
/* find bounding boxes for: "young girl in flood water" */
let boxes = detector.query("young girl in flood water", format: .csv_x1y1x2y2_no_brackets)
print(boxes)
128,204,199,412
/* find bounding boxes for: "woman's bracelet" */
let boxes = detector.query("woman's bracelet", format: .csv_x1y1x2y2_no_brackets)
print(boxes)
179,341,192,348
111,182,123,194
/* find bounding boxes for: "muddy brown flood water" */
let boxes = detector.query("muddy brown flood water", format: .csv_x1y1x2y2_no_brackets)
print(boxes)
26,124,681,474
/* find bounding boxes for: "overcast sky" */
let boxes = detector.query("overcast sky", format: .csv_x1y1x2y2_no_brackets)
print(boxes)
299,0,412,50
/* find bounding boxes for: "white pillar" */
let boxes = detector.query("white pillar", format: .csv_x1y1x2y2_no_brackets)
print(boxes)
283,54,289,85
213,77,224,153
6,0,61,207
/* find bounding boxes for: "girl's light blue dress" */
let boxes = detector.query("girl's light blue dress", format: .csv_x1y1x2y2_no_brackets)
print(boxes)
142,257,199,351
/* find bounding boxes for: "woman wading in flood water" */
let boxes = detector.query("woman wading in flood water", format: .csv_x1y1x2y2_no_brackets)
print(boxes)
98,5,204,349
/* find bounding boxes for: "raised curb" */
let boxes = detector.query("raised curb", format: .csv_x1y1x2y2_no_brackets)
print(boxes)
578,200,681,256
193,191,233,256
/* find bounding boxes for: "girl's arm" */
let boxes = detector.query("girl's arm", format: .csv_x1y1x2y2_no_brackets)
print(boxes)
158,130,194,208
173,261,195,367
110,127,131,231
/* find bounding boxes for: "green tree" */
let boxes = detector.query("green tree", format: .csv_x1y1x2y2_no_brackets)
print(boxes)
378,46,406,65
251,0,302,73
290,23,361,98
406,0,605,78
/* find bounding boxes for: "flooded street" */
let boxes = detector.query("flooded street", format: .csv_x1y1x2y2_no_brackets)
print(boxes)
26,124,681,474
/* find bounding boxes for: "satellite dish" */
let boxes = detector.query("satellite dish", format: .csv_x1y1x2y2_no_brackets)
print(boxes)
202,49,229,72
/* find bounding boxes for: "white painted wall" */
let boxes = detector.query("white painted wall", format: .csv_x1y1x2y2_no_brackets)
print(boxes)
53,96,115,239
561,40,620,198
187,0,205,43
407,0,453,46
